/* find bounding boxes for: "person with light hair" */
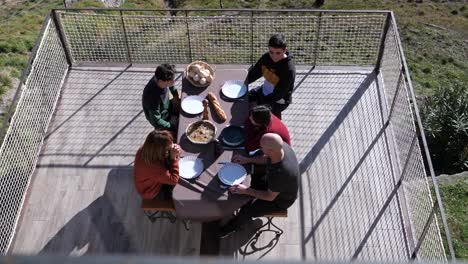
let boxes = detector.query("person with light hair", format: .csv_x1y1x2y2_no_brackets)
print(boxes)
220,133,299,237
134,130,182,200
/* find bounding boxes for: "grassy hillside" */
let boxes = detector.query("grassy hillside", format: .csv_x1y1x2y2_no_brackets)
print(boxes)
438,179,468,259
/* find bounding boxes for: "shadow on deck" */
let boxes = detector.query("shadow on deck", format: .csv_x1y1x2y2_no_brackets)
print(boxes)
11,64,410,261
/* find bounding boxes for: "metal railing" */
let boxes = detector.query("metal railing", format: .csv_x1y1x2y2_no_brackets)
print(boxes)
53,8,387,66
0,8,454,261
0,12,69,254
379,13,455,261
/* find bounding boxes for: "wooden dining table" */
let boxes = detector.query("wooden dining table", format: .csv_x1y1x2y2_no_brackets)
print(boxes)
172,65,252,222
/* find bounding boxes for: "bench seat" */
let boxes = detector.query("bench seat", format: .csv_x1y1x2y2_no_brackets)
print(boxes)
141,199,175,212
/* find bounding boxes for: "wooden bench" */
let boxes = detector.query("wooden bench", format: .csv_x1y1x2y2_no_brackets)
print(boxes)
141,199,175,212
141,199,190,230
256,208,288,237
264,209,288,218
241,209,288,253
141,199,176,223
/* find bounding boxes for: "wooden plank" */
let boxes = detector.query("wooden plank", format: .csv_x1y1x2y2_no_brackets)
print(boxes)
10,66,411,261
141,199,175,212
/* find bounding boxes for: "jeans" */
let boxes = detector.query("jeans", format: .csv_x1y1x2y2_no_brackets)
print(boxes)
248,88,290,119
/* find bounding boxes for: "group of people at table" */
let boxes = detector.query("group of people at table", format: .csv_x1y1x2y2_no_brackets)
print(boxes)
134,34,299,238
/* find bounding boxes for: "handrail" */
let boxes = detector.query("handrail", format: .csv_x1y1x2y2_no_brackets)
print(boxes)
52,8,391,13
389,11,455,261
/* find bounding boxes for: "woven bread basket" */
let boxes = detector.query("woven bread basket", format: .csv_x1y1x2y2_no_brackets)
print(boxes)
185,61,215,88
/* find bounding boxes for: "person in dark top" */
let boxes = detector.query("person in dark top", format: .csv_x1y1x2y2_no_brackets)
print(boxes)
245,34,296,119
142,64,180,133
220,133,300,238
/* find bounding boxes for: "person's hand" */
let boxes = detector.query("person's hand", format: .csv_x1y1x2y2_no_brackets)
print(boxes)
229,184,248,195
169,144,182,161
232,154,250,165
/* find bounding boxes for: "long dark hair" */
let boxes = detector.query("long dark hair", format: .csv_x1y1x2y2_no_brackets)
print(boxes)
141,130,173,165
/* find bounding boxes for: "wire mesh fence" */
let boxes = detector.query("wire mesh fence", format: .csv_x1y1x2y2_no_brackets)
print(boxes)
379,18,447,261
0,15,69,254
56,10,386,66
0,8,451,261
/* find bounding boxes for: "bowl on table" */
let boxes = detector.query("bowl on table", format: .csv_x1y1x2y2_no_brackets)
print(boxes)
185,120,217,144
185,61,215,88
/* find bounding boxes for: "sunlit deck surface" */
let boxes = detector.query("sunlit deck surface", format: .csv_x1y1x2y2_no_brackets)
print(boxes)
11,64,408,261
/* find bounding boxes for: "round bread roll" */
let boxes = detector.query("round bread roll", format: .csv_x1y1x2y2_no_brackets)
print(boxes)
188,71,196,78
189,64,201,73
198,69,210,78
205,74,213,83
199,77,207,85
192,74,200,82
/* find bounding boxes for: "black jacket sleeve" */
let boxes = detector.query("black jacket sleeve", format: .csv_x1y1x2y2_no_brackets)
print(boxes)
245,56,265,84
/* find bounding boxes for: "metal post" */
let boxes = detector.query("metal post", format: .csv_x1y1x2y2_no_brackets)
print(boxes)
375,13,391,72
51,10,73,66
120,10,132,64
185,10,193,62
250,11,254,65
312,11,322,67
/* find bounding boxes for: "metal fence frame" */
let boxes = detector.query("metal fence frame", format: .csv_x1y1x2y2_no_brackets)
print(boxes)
385,12,455,260
0,11,70,254
52,8,389,67
0,8,454,260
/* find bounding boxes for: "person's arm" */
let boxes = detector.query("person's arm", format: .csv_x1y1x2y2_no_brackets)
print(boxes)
245,57,264,85
147,108,171,129
169,85,179,99
262,68,295,103
158,144,181,185
232,154,268,165
143,95,172,129
230,184,279,201
243,118,261,151
158,159,179,185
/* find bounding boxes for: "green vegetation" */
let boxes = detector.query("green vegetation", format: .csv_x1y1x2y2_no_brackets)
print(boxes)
437,179,468,259
0,0,63,89
422,81,468,174
121,0,164,9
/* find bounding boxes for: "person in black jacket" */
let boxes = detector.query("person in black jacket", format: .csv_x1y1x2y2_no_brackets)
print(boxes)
244,34,296,119
142,64,180,134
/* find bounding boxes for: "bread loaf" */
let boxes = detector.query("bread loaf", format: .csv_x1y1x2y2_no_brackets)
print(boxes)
206,92,227,122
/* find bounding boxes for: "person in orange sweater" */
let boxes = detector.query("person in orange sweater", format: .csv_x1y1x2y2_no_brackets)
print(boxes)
134,130,182,200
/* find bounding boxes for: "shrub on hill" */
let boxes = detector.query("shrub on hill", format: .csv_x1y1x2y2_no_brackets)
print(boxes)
422,80,468,174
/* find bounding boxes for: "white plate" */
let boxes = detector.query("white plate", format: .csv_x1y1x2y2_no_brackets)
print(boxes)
218,163,247,186
181,96,204,115
179,156,204,179
221,80,247,99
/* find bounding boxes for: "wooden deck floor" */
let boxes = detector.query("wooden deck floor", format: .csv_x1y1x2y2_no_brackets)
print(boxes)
11,65,410,261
